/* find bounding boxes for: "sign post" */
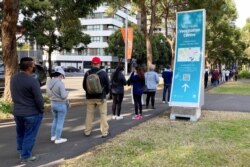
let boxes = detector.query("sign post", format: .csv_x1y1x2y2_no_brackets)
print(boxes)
169,9,206,121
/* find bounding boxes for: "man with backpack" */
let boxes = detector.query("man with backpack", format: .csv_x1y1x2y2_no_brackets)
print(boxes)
83,57,110,138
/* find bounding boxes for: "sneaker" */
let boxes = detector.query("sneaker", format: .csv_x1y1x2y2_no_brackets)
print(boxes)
101,132,110,138
55,138,67,144
21,156,37,163
112,115,116,119
116,116,123,120
132,115,139,119
162,101,166,104
51,136,56,141
139,114,143,119
84,133,91,137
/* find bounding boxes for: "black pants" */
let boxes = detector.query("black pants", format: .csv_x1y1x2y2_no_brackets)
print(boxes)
146,91,156,108
112,94,124,116
133,94,142,115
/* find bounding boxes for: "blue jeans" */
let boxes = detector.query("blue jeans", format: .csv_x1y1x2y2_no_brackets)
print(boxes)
14,113,43,160
163,84,171,102
51,102,68,140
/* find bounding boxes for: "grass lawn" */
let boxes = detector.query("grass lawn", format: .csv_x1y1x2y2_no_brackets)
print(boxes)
208,81,250,95
61,111,250,167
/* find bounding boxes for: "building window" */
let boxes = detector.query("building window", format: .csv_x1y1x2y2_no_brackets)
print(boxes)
91,36,101,42
87,25,101,31
86,13,103,19
88,48,98,55
114,14,123,22
103,36,108,42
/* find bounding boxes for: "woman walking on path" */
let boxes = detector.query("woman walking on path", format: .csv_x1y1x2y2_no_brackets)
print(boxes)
47,66,69,144
129,66,145,120
110,65,127,120
144,64,159,109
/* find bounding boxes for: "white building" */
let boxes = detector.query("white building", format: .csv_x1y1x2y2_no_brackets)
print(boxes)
46,4,137,71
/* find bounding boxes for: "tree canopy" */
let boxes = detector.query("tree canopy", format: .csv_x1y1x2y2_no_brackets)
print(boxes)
0,0,104,101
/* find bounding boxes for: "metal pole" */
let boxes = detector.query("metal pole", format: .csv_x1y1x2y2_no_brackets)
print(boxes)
125,16,128,75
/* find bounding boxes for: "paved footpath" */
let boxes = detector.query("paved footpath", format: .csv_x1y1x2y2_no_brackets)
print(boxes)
0,89,170,167
1,87,250,167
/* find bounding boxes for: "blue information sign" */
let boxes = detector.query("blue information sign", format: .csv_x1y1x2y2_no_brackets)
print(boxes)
169,9,206,107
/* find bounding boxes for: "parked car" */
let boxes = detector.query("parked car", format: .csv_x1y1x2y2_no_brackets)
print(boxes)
0,64,47,93
64,66,80,72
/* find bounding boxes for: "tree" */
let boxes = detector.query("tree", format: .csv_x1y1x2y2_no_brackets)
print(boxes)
105,24,170,69
1,0,19,102
105,24,146,63
19,0,101,75
240,18,250,67
1,0,105,101
150,33,170,67
107,0,163,69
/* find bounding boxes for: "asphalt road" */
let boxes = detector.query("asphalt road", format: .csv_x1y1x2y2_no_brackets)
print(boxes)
0,89,169,167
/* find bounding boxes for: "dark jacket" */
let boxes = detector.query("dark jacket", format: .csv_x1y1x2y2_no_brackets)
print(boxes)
83,67,110,99
110,71,126,94
129,72,145,95
10,72,44,116
162,69,173,85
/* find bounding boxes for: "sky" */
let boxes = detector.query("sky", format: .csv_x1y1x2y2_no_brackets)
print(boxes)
235,0,250,28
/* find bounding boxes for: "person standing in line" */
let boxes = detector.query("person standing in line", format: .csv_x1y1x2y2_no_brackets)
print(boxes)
221,69,226,82
162,65,173,103
225,69,230,82
129,66,145,120
47,66,69,144
212,68,220,86
127,63,145,105
10,57,44,163
110,65,127,120
83,57,110,138
204,67,209,89
144,64,159,109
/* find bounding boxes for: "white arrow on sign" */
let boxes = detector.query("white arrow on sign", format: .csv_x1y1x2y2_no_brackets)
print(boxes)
182,83,189,92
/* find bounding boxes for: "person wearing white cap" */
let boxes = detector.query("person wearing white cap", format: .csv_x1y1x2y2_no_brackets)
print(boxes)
47,66,69,144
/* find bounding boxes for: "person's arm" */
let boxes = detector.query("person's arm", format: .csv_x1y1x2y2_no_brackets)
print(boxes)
32,79,44,113
103,72,110,95
155,72,159,84
120,72,127,85
83,72,88,91
46,83,52,98
59,82,68,99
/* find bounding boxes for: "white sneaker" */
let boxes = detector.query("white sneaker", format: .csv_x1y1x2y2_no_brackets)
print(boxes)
55,138,67,144
116,116,123,120
162,101,166,104
51,136,56,141
112,115,116,119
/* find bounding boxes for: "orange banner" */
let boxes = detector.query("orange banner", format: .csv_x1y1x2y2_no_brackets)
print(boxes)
121,28,133,59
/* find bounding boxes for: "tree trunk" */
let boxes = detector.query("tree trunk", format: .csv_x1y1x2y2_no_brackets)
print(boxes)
164,15,176,68
48,50,52,77
146,34,153,69
1,0,19,102
146,0,157,70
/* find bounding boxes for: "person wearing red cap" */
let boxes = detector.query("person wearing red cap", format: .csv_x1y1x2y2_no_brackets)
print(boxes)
83,56,110,138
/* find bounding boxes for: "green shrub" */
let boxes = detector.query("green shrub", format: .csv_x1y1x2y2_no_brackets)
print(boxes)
238,70,250,79
0,100,13,114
